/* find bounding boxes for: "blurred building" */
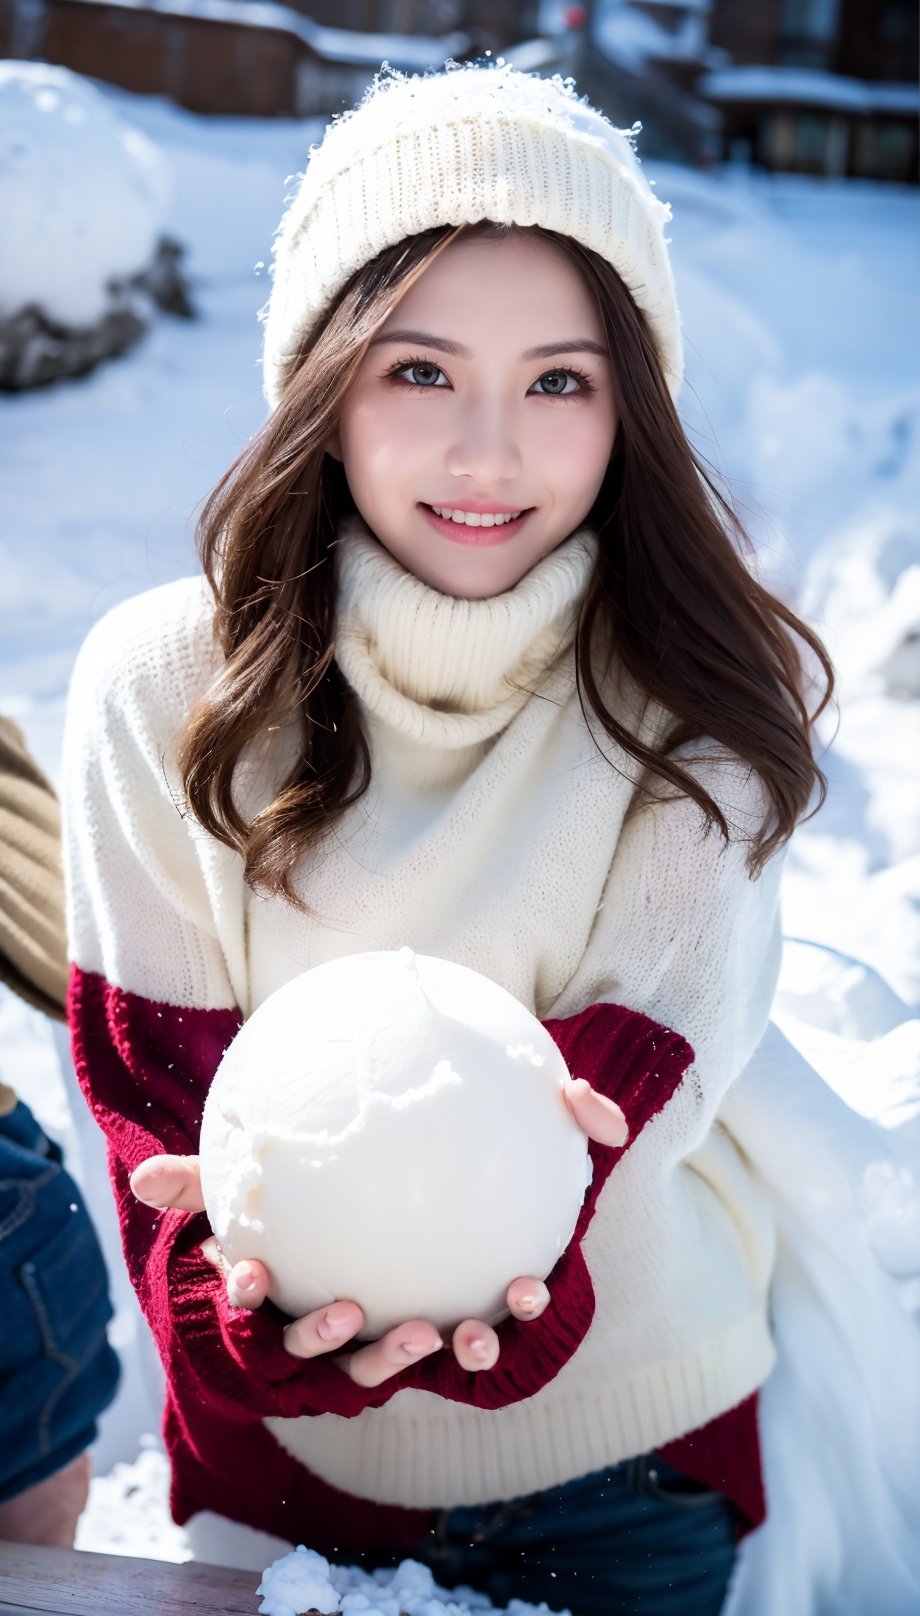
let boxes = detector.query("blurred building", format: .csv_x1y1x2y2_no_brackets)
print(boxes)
589,0,918,181
0,0,914,179
577,1,723,168
282,2,540,44
0,0,547,117
704,0,918,181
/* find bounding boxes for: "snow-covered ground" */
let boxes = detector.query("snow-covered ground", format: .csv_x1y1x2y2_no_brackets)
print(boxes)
1,69,918,1608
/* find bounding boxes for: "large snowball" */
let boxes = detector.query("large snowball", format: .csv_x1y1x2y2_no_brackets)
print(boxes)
200,950,591,1338
0,62,167,326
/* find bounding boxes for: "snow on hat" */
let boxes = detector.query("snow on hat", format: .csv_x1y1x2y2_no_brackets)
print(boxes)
261,62,683,409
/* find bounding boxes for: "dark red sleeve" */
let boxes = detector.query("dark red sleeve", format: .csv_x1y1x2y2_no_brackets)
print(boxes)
69,966,693,1420
68,973,430,1552
68,965,391,1420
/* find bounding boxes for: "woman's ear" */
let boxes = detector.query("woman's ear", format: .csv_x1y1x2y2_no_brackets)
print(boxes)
325,427,343,462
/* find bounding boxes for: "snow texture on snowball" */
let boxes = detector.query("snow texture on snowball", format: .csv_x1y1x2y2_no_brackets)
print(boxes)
0,62,167,326
199,948,589,1336
258,1545,570,1616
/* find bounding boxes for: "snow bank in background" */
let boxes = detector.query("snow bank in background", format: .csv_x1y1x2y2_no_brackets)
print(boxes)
0,62,168,326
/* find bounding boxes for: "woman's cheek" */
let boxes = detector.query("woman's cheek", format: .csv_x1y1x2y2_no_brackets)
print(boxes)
387,399,446,460
538,415,612,494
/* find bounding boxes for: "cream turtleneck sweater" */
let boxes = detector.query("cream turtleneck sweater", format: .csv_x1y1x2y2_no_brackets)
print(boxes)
335,517,593,746
63,517,783,1512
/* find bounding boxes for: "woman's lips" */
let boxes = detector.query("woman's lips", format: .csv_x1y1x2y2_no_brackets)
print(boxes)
419,504,533,545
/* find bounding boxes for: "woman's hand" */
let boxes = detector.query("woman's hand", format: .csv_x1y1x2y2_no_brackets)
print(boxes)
130,1080,626,1389
130,1153,550,1383
562,1076,630,1147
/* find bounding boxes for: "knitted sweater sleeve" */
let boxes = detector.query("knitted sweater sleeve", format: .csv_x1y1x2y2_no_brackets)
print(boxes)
386,751,784,1412
60,585,413,1424
524,757,784,1389
556,749,785,1094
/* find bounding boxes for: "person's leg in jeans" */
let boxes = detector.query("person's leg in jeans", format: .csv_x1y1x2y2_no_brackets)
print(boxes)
0,1099,120,1546
408,1453,740,1616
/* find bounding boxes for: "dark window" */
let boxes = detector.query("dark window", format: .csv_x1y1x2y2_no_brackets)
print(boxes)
779,0,840,67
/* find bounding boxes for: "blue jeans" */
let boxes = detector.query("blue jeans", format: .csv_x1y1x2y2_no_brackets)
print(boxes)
361,1453,740,1615
0,1100,120,1502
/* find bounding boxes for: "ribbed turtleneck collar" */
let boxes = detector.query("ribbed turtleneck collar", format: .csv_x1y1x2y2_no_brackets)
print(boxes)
334,516,597,750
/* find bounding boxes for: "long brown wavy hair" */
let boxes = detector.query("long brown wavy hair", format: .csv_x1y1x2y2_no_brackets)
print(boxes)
179,221,833,906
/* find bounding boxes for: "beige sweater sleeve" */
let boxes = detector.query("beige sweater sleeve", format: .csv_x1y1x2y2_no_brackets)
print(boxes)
551,746,785,1155
0,714,70,1023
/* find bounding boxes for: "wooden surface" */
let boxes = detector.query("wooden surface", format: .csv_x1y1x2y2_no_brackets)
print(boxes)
0,1542,265,1615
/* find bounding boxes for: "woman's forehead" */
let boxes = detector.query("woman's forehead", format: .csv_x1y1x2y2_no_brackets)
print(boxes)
379,232,604,345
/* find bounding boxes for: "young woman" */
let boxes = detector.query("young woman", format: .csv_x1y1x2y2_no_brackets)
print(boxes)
63,63,914,1616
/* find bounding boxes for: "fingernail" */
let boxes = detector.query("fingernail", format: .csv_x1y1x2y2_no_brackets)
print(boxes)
235,1265,258,1293
468,1336,490,1359
400,1337,442,1357
518,1280,550,1313
317,1308,352,1341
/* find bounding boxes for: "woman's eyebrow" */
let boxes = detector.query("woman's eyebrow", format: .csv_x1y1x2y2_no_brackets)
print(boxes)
524,339,609,361
369,329,608,361
368,329,467,355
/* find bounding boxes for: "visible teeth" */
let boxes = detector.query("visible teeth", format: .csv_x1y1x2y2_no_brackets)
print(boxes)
430,507,523,526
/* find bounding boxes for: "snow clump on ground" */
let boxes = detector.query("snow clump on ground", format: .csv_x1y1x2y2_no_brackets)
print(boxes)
258,1544,567,1616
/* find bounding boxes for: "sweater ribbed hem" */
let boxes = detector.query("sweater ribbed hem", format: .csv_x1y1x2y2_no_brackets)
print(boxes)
265,1306,776,1510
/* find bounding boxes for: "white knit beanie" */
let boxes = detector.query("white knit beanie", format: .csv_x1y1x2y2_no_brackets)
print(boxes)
261,62,683,409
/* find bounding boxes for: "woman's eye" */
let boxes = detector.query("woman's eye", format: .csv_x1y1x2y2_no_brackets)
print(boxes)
392,360,447,388
533,369,583,396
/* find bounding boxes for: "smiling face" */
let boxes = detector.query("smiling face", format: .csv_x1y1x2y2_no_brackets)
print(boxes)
326,229,619,598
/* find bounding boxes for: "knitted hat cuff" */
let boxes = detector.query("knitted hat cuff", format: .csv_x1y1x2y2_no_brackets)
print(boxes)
261,66,684,410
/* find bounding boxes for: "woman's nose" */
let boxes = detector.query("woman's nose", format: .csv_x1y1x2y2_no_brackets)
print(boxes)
444,405,522,486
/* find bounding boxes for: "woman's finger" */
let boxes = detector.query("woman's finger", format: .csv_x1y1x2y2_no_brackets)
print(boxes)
563,1078,629,1147
337,1320,442,1386
130,1153,205,1211
506,1276,550,1321
281,1301,367,1361
199,1235,227,1273
451,1320,500,1372
226,1259,272,1310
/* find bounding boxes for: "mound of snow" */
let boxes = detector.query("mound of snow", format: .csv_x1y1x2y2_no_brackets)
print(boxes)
258,1544,568,1616
0,60,168,327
